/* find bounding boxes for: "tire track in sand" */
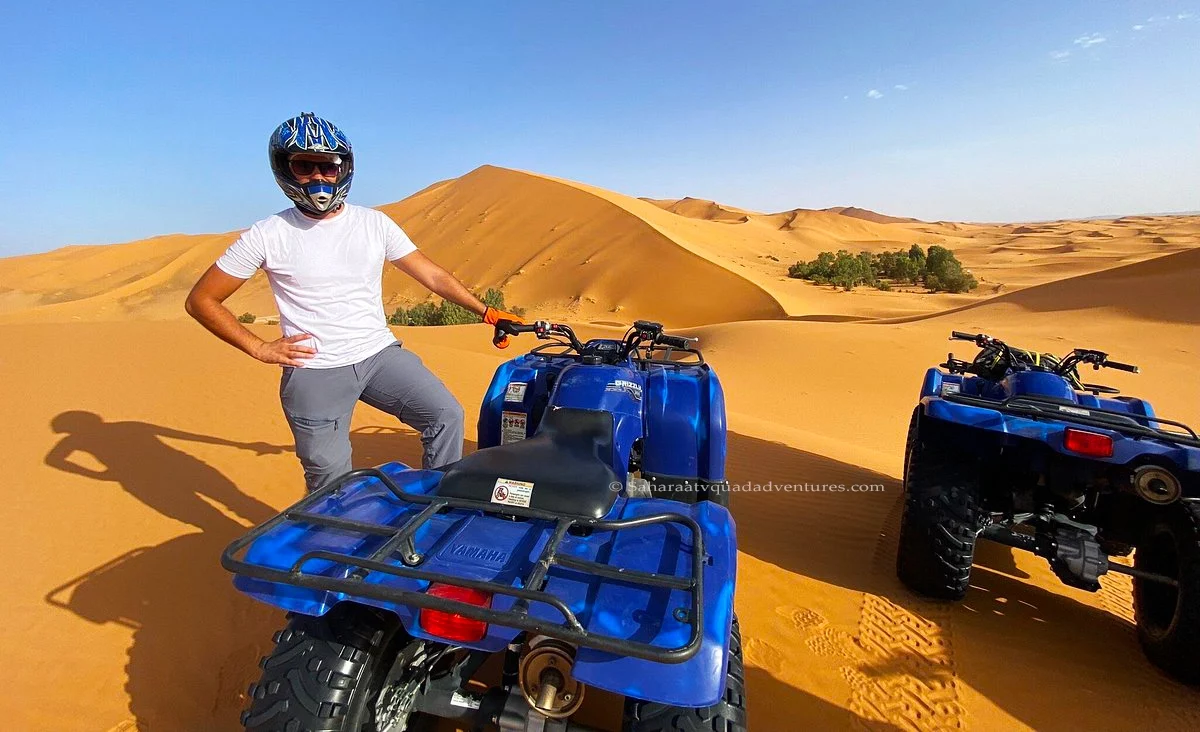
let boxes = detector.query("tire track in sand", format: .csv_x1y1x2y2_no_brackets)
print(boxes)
847,493,964,730
775,493,965,731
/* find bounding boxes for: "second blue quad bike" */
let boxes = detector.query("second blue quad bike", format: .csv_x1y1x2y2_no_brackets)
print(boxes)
897,330,1200,682
222,320,745,731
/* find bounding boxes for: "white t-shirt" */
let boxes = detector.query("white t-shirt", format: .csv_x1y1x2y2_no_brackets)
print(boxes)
216,204,417,369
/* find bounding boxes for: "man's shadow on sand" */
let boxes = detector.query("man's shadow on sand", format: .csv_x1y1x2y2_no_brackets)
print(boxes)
44,411,283,532
42,413,444,731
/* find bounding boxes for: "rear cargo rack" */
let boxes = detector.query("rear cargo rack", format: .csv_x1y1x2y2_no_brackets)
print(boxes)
222,468,706,664
942,392,1200,447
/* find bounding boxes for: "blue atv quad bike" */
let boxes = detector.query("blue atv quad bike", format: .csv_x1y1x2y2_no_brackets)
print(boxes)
222,320,745,732
897,330,1200,682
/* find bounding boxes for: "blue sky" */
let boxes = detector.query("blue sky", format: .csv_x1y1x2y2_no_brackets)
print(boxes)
5,1,1198,257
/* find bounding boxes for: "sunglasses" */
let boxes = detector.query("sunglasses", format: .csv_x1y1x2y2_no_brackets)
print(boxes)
288,159,343,177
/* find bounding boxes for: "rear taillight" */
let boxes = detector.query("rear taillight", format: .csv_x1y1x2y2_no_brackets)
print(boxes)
419,584,492,642
1063,428,1113,458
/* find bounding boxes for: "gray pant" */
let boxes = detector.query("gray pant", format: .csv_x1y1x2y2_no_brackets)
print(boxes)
279,342,465,492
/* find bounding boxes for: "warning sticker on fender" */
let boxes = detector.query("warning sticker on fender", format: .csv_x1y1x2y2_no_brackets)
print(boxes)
505,382,527,402
491,478,534,508
501,411,527,444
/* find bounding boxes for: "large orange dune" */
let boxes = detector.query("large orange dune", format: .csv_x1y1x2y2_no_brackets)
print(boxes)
3,167,1199,731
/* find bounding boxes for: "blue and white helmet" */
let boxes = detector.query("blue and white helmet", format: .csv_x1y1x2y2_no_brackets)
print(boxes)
268,112,354,215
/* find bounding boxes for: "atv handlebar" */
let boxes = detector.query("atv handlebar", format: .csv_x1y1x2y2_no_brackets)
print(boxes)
628,320,698,354
950,331,999,348
1063,348,1141,375
657,334,694,349
492,319,585,352
492,318,697,359
1103,359,1140,374
945,331,1141,380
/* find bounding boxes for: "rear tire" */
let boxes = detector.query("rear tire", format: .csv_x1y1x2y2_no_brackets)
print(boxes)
622,615,747,731
242,603,420,732
1134,501,1200,683
895,412,985,600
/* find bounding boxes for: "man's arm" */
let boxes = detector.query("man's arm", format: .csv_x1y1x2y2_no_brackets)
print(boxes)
390,252,488,315
184,265,315,366
45,438,111,480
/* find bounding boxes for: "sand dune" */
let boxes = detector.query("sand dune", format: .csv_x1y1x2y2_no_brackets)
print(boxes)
879,245,1200,326
4,167,1200,730
820,205,921,225
7,313,1198,731
3,166,1197,326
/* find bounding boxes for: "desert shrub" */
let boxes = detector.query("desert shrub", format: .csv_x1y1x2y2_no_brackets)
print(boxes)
787,242,975,293
924,245,978,293
387,289,526,326
874,249,923,284
828,250,873,290
237,312,256,323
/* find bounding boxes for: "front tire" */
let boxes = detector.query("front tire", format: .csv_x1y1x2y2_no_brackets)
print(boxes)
622,615,747,731
895,412,985,600
1134,501,1200,683
242,603,418,732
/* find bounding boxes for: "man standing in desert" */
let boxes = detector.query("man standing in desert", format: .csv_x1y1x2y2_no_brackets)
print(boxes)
185,112,522,492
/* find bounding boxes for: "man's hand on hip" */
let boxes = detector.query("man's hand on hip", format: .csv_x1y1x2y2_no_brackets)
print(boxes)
254,333,318,367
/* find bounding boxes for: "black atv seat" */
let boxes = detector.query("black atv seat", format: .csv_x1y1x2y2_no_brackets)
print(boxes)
435,407,621,520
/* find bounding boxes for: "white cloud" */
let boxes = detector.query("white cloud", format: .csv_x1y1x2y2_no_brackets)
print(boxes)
843,95,849,100
1147,15,1171,23
1050,50,1071,60
1132,24,1145,31
867,89,883,99
1179,13,1194,20
1073,33,1107,48
894,84,909,91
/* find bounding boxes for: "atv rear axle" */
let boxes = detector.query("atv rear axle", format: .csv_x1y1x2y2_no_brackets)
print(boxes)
980,525,1178,588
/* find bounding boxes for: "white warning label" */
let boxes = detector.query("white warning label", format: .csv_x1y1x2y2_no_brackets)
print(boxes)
505,382,528,402
501,411,528,444
450,690,482,709
491,478,534,508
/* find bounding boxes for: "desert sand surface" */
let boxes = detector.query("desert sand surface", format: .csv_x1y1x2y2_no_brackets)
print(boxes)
3,166,1199,731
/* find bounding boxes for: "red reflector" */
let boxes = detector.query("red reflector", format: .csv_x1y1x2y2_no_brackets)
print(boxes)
1063,428,1113,458
419,584,492,642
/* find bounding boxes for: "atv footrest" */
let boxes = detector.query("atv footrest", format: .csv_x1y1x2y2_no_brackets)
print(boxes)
222,467,706,664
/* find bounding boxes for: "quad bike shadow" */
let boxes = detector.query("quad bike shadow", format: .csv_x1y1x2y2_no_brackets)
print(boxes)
40,413,437,730
726,427,1197,731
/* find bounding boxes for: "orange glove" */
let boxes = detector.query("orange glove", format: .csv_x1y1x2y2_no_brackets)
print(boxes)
485,307,525,349
483,307,525,326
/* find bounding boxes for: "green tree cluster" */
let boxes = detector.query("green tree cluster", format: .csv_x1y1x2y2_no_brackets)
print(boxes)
787,244,977,293
387,288,526,327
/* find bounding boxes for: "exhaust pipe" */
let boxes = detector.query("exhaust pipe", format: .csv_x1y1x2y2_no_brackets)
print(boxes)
1132,465,1181,505
518,636,584,719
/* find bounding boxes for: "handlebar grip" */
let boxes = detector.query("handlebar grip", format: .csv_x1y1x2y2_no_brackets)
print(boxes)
1106,360,1139,373
658,334,692,349
492,319,525,349
950,331,978,341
